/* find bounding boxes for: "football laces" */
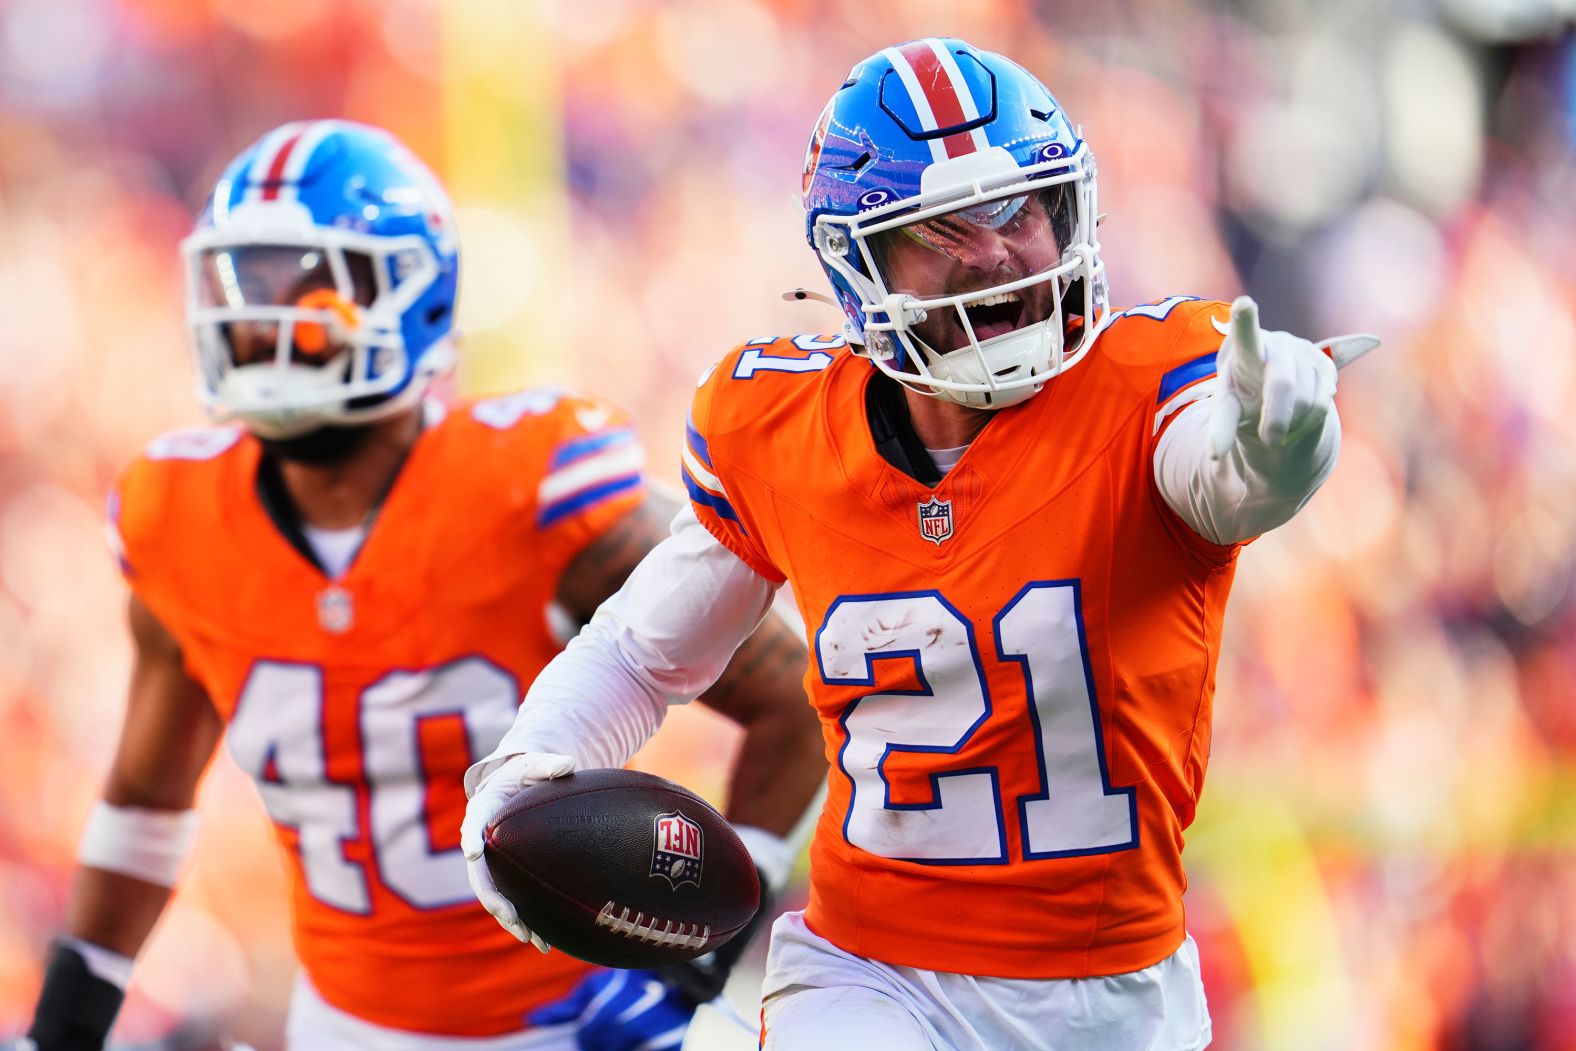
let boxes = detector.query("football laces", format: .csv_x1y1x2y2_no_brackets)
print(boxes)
595,902,711,951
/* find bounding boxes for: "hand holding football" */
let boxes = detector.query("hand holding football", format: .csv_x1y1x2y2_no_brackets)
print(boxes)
483,769,761,968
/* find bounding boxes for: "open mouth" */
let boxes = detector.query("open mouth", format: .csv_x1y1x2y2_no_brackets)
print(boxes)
960,291,1025,344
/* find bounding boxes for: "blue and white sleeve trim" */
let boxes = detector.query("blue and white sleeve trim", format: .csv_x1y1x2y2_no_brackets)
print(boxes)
681,414,743,524
537,429,645,528
1153,351,1219,436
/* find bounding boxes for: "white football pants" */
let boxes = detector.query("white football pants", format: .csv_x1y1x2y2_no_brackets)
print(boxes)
760,911,1212,1050
283,975,577,1051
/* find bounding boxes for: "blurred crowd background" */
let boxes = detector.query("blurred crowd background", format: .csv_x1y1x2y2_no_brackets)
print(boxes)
1,0,1573,1048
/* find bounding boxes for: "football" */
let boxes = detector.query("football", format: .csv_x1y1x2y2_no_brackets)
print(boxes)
483,768,761,968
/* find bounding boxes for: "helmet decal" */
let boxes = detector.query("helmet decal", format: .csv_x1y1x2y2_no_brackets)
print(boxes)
250,121,323,202
877,40,994,160
802,98,835,196
857,187,897,209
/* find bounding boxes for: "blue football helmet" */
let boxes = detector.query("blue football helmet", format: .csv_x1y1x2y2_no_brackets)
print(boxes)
181,120,459,438
802,39,1108,409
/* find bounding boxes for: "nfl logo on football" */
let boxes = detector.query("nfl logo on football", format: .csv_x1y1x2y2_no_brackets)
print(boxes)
918,498,954,546
651,811,704,890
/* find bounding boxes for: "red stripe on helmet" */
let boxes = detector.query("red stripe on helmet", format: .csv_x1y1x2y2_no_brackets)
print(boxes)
898,40,977,158
259,129,305,201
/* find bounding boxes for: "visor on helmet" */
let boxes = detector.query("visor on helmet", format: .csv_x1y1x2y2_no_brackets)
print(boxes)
195,244,377,367
885,186,1074,271
866,184,1078,355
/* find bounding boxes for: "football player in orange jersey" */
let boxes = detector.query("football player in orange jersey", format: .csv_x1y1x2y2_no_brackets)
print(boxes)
462,39,1379,1050
20,121,825,1051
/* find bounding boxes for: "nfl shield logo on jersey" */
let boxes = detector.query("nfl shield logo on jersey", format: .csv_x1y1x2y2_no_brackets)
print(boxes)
316,586,354,634
918,498,954,546
651,811,704,890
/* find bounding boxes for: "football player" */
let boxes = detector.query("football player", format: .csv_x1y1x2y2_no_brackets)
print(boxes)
462,39,1379,1050
21,121,825,1051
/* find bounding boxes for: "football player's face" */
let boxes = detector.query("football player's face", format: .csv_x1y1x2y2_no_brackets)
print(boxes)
874,189,1065,354
197,246,374,367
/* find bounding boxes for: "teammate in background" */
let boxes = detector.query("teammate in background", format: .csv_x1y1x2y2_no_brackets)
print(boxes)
462,38,1379,1050
22,121,824,1051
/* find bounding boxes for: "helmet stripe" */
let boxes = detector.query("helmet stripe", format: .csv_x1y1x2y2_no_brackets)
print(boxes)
248,121,309,202
277,120,340,191
889,40,982,161
240,124,297,203
882,45,947,163
925,40,992,156
257,130,303,201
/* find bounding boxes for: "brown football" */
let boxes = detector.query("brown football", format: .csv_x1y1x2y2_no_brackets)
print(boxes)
483,768,760,968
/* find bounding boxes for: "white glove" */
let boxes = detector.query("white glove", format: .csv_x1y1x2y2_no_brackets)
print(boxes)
460,751,577,951
1209,296,1380,458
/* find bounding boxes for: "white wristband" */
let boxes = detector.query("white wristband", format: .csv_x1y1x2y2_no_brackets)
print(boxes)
77,803,198,888
731,824,794,894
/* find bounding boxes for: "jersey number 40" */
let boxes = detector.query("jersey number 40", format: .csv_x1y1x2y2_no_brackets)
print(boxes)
227,658,519,913
817,582,1137,865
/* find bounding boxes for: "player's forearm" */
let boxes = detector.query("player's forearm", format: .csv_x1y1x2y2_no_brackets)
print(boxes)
64,866,174,960
1155,396,1340,545
702,613,825,839
63,798,198,957
722,723,823,838
30,801,195,1050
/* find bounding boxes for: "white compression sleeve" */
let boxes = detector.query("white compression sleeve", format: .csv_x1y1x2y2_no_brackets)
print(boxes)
76,803,198,888
1154,393,1341,546
465,505,780,794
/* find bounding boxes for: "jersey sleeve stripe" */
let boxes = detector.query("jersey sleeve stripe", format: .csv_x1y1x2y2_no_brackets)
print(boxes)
548,426,636,469
681,443,727,497
537,474,643,528
1156,351,1217,403
103,490,131,575
685,415,714,469
682,465,744,527
538,444,646,506
1153,381,1215,435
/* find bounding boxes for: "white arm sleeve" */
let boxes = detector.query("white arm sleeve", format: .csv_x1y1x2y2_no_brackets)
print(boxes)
465,505,780,794
1154,390,1340,546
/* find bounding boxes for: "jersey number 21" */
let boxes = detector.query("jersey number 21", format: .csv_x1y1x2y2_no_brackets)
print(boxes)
817,582,1137,865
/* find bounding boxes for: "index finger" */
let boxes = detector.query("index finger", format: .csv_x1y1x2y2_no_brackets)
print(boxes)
1226,295,1265,386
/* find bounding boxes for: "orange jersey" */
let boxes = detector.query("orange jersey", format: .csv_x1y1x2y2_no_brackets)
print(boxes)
108,391,646,1036
682,299,1237,980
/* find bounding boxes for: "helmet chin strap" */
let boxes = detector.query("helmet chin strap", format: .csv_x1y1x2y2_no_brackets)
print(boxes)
217,362,353,438
915,322,1055,411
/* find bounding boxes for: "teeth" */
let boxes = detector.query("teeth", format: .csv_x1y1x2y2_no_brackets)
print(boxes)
969,292,1021,308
